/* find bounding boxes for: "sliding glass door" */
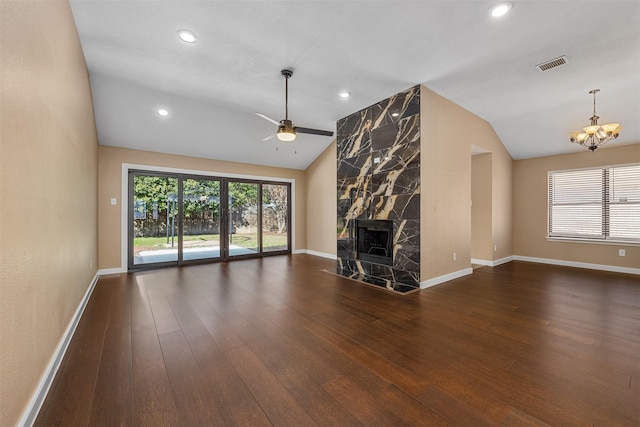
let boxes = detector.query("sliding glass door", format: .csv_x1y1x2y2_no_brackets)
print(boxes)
182,178,221,261
128,170,290,270
131,174,178,267
227,181,259,258
262,183,289,253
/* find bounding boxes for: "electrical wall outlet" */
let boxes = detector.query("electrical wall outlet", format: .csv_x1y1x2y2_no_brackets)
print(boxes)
453,252,457,261
618,249,626,257
110,197,117,206
494,244,497,252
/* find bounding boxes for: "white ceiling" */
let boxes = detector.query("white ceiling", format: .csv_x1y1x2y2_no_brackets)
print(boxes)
70,0,640,170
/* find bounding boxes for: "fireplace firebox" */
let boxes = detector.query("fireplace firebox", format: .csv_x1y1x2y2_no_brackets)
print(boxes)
356,220,393,266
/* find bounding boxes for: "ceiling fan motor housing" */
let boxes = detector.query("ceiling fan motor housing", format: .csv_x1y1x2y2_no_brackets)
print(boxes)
280,119,294,129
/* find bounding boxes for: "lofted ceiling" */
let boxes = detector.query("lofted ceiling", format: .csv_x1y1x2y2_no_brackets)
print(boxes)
69,0,640,170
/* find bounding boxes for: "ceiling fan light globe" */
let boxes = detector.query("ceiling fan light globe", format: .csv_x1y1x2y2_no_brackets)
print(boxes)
277,128,296,142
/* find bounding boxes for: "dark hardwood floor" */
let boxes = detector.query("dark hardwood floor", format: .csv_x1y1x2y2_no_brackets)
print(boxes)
35,255,639,426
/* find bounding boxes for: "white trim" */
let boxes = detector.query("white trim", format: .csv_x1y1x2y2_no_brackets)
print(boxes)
97,267,126,276
121,165,128,271
18,272,100,427
493,256,514,266
420,268,473,289
120,163,298,271
546,237,640,247
472,256,514,267
514,255,640,275
295,249,337,260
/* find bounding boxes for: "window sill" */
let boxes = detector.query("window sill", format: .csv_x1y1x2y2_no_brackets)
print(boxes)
546,237,640,247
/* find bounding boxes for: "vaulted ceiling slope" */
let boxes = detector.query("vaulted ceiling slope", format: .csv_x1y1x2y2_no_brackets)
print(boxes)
70,1,640,170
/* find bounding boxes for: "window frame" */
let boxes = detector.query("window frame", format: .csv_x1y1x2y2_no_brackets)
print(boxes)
547,163,640,245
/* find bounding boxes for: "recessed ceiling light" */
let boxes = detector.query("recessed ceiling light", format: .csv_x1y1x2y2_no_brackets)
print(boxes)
490,2,512,17
157,109,169,117
391,112,400,117
339,91,351,99
177,29,196,43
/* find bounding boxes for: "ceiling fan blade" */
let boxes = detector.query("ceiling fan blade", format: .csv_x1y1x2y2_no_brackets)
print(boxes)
262,132,276,141
255,112,280,126
295,127,334,137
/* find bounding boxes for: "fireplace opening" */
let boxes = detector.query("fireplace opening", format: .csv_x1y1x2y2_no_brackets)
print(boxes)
356,220,393,266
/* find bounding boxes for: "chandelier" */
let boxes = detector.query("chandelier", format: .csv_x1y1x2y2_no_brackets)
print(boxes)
570,89,622,152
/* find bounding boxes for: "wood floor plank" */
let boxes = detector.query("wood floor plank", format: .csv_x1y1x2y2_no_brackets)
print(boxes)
158,330,227,425
88,326,133,426
131,328,179,426
225,345,319,426
323,375,411,426
129,276,159,332
231,303,363,426
34,282,113,426
104,274,131,330
35,256,640,426
145,287,181,335
177,317,272,426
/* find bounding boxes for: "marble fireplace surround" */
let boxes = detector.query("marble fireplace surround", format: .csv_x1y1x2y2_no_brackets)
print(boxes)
336,85,421,293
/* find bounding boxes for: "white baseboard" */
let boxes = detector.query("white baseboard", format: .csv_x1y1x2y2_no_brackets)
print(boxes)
420,267,473,289
18,272,100,427
514,255,640,275
293,249,337,260
493,256,515,266
471,256,514,267
97,267,126,276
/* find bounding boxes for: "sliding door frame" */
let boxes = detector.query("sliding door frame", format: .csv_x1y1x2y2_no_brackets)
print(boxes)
125,165,293,271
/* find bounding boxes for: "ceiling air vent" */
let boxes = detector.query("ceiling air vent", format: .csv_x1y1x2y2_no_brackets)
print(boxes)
535,55,568,72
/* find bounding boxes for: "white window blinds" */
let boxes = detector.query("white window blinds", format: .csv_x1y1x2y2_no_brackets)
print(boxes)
548,164,640,242
609,165,640,240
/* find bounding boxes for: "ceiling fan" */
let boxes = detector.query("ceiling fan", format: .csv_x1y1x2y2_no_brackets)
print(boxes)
255,69,334,142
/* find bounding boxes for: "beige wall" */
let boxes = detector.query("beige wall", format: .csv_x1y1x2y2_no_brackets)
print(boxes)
304,141,337,256
98,145,307,269
420,87,513,280
472,153,493,261
513,143,640,268
0,1,99,424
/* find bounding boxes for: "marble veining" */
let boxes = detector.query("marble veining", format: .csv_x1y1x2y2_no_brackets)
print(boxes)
337,152,372,179
338,131,372,160
371,194,420,220
372,167,421,197
337,110,368,139
373,139,420,174
338,175,372,200
337,85,421,293
393,220,421,247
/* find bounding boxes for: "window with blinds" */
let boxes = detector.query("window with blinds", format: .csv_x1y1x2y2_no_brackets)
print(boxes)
548,164,640,242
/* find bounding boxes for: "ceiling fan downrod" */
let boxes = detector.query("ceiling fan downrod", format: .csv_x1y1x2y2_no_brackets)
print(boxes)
281,69,293,121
